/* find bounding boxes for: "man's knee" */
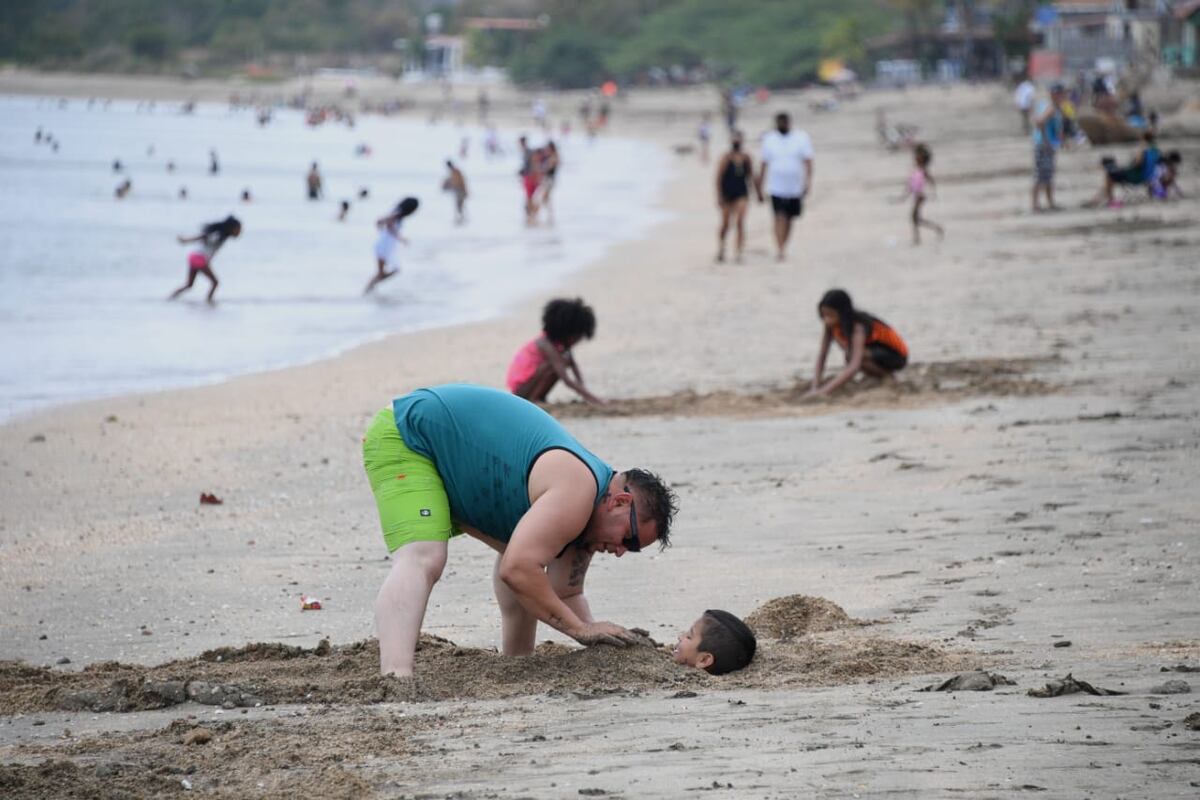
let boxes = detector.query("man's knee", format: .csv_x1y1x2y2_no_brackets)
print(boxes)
398,540,448,584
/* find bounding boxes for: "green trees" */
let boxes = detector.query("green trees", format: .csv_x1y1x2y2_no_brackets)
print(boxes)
0,0,908,86
604,0,892,86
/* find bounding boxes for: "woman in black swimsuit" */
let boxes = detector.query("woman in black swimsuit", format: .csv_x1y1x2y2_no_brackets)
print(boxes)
715,131,760,263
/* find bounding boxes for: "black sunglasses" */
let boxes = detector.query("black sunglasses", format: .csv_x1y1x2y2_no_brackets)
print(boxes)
622,486,641,553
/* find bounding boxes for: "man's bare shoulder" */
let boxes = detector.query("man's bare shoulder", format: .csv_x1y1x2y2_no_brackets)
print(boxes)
528,448,602,504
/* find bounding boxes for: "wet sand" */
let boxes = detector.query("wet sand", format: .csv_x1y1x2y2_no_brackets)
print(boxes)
2,74,1199,798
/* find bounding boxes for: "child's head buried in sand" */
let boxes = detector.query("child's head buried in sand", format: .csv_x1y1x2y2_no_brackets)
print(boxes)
672,609,757,675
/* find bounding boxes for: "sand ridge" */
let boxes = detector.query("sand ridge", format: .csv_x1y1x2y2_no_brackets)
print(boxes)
546,357,1061,419
0,596,973,716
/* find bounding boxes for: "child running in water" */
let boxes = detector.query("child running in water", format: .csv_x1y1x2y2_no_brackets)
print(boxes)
805,289,908,397
506,297,604,405
169,215,242,303
900,143,943,245
365,197,419,294
672,609,757,675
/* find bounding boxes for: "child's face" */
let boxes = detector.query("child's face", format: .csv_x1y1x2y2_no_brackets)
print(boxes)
819,307,839,328
672,616,714,671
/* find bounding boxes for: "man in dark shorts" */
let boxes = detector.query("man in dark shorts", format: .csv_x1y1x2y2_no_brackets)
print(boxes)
362,384,678,677
757,112,814,261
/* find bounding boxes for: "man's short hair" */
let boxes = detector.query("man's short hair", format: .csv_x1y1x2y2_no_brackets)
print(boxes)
699,610,757,675
624,467,678,550
775,112,790,124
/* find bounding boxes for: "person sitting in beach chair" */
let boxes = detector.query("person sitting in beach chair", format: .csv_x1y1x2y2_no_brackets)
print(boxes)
506,297,604,406
672,609,757,675
1085,131,1161,208
1150,151,1183,201
804,289,908,398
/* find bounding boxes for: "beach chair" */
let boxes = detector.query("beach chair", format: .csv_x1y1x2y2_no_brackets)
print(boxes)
1107,148,1161,205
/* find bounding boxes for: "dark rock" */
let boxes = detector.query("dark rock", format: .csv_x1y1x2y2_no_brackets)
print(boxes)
1028,674,1126,698
1148,679,1190,695
923,671,1016,692
143,680,188,705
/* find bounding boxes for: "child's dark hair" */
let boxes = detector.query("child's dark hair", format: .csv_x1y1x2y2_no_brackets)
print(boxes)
914,143,932,167
542,297,596,344
1166,150,1181,164
818,288,879,346
396,196,419,217
203,215,241,242
698,610,757,675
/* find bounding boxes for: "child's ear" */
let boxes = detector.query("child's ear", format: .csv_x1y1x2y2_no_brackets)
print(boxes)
696,651,715,671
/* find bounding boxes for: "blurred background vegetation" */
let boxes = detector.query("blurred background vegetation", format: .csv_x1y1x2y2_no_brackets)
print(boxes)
0,0,954,87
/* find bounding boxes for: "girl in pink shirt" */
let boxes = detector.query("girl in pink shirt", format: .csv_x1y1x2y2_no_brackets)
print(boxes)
900,143,943,246
506,298,604,405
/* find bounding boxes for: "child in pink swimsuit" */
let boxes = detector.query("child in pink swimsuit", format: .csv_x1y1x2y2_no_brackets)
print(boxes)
169,215,242,303
900,143,943,246
506,298,604,405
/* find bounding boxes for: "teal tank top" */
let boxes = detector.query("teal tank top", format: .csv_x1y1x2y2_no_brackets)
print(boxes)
392,384,614,543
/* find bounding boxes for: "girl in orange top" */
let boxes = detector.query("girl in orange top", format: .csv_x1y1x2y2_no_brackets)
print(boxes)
806,289,908,397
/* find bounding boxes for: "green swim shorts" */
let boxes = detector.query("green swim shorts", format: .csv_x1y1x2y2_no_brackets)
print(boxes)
362,408,460,552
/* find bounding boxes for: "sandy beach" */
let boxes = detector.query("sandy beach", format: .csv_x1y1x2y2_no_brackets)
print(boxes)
2,70,1199,798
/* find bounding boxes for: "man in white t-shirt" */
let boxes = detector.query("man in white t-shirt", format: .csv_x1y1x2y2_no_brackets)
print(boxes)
1014,78,1036,135
756,112,814,262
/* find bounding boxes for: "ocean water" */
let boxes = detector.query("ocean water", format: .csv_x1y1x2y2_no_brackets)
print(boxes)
0,96,669,421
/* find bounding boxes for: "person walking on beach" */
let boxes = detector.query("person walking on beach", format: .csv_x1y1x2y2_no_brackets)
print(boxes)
362,383,678,677
518,136,541,224
442,160,468,224
757,112,814,262
307,162,323,200
1031,84,1067,213
698,113,713,163
1014,77,1036,135
804,289,907,397
169,215,242,304
899,143,943,245
365,197,419,295
506,298,604,406
715,131,759,263
535,141,560,224
209,149,219,176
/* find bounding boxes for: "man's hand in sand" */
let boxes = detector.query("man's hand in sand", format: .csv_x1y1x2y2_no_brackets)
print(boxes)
573,621,641,647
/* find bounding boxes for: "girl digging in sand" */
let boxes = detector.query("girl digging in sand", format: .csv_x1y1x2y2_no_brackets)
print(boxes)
805,289,908,398
899,143,943,245
365,197,419,294
506,297,604,405
169,215,241,303
672,609,757,675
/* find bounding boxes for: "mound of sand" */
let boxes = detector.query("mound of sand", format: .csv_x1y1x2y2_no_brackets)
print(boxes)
1,627,971,717
0,712,417,800
0,635,703,715
547,357,1058,420
744,594,860,639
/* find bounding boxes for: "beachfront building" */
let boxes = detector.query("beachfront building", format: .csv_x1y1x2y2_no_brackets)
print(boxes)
867,3,1034,82
1162,0,1200,68
1031,0,1168,72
